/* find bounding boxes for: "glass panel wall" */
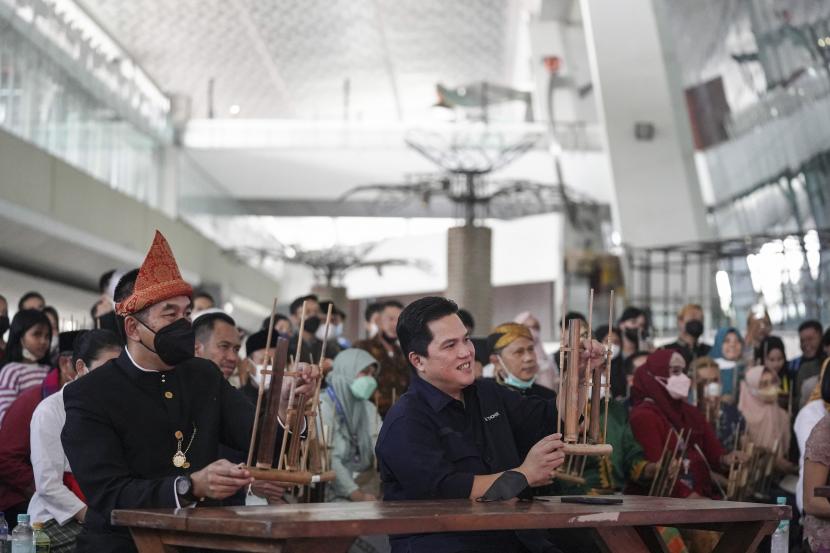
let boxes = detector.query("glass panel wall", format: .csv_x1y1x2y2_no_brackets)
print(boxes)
0,21,162,207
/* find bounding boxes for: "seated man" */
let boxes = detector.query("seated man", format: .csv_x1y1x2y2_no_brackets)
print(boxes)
62,232,315,553
376,297,604,553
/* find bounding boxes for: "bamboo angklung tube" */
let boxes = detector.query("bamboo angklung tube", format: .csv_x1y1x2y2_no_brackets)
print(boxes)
255,338,289,468
563,321,581,444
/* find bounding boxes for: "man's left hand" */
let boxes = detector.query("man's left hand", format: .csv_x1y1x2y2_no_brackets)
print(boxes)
251,481,287,504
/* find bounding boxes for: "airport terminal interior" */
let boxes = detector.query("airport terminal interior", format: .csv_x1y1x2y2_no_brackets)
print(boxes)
0,0,829,552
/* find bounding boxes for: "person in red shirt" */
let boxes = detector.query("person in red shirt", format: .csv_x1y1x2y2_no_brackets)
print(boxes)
629,349,745,498
0,331,82,529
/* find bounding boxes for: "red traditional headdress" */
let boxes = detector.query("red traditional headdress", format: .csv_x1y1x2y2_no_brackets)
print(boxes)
115,231,193,316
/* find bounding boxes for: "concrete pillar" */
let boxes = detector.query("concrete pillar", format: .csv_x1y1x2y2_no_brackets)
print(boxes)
446,225,492,332
580,0,711,248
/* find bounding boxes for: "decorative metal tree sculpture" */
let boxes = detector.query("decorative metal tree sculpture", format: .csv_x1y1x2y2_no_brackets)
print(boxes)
226,242,427,288
340,128,599,228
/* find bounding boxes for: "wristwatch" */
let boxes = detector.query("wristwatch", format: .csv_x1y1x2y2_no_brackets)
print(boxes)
175,475,197,504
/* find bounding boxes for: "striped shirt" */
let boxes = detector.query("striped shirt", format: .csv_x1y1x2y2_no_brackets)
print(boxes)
0,362,50,428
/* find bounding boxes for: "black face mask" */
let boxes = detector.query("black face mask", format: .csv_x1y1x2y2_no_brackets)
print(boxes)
137,317,195,366
685,320,704,339
302,316,321,335
623,328,640,343
381,332,397,344
0,315,8,336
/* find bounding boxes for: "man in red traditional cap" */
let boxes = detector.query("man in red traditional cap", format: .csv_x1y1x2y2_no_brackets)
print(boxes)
61,231,315,553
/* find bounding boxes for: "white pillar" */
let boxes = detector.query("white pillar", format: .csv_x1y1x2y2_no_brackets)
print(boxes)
580,0,711,247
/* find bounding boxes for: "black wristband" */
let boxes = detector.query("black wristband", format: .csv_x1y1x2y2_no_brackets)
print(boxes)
477,470,529,502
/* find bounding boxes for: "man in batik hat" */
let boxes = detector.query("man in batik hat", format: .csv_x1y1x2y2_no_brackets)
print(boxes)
62,231,316,553
487,323,556,401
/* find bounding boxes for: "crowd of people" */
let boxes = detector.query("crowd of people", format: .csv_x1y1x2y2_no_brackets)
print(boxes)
0,231,829,553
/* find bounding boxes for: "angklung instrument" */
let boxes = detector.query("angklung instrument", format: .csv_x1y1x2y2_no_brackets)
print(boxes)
245,299,336,489
553,289,614,483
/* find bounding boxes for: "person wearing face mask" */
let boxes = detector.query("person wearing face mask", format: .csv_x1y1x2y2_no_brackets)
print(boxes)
666,304,711,363
738,366,798,476
690,357,744,453
319,349,380,502
28,330,122,552
629,350,743,498
0,293,9,365
618,306,651,359
43,305,60,352
0,330,83,530
363,302,382,339
240,328,280,404
514,311,558,392
0,309,53,428
495,318,658,498
61,231,318,553
288,298,341,379
595,324,627,399
354,300,408,418
710,327,745,402
488,323,555,400
320,301,351,349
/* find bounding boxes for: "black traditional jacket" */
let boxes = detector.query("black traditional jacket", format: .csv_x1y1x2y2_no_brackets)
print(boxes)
62,350,267,553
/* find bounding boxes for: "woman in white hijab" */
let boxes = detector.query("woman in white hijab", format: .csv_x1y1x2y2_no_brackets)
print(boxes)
513,311,558,391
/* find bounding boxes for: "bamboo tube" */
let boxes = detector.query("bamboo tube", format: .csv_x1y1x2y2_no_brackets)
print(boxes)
247,297,278,467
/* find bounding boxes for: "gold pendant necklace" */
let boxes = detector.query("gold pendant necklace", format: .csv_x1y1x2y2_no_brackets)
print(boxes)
173,423,197,468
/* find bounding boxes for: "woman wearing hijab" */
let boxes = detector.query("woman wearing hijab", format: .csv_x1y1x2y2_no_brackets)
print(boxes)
710,327,745,401
320,348,381,502
629,349,740,498
737,366,797,475
756,336,791,412
0,309,52,428
513,311,558,391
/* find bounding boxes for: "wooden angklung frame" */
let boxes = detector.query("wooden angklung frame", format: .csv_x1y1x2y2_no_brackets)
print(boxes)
555,289,614,481
245,300,335,487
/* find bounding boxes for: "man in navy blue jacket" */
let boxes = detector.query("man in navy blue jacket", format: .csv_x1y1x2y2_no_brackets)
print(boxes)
377,297,606,553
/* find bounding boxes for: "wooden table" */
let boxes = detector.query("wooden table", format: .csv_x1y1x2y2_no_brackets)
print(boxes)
815,486,830,498
112,495,789,553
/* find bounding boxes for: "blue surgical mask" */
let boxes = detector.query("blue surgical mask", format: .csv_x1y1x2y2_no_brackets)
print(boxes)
498,356,535,389
350,375,378,400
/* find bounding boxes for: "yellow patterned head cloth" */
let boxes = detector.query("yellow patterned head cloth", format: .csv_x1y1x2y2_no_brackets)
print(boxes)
488,322,533,352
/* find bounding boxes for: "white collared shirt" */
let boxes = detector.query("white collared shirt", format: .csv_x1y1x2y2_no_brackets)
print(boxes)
28,388,85,525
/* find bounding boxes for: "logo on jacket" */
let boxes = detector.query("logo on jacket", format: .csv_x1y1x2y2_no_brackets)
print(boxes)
483,411,500,422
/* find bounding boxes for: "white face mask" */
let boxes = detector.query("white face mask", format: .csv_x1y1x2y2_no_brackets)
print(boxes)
315,324,330,342
704,381,722,398
610,344,621,359
22,347,39,362
50,335,59,351
252,364,271,388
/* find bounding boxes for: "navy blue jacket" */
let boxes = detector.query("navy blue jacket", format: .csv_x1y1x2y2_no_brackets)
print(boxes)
376,375,558,553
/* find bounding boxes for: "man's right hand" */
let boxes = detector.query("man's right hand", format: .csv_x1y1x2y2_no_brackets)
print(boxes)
191,460,253,500
516,433,566,487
